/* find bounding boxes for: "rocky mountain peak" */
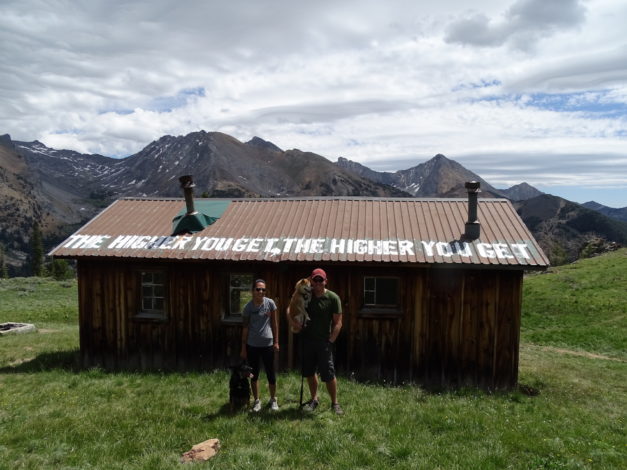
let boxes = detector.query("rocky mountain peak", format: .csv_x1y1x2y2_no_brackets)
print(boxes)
582,201,604,210
499,182,544,201
246,136,282,152
0,134,12,148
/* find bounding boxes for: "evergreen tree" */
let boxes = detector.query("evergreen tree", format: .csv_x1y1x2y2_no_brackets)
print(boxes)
0,243,8,279
30,223,44,277
50,258,74,280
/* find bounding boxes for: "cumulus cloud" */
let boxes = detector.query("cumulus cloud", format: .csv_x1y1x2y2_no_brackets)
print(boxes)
445,0,586,49
0,0,626,206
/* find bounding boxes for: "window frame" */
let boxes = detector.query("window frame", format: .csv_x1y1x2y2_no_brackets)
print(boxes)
359,275,402,316
134,268,168,321
223,272,255,323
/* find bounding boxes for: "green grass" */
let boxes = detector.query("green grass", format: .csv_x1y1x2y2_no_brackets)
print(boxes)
0,277,78,370
0,276,78,326
522,248,627,359
1,252,626,469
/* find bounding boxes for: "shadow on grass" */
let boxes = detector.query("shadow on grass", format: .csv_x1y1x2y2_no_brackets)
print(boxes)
0,349,82,373
0,350,542,403
411,382,543,399
345,374,543,398
201,401,315,422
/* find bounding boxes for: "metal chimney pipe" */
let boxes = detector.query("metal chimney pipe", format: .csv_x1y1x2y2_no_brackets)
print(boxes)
179,175,198,215
464,181,481,240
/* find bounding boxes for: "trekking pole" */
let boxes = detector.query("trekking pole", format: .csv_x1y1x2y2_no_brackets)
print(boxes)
299,333,305,407
299,316,309,408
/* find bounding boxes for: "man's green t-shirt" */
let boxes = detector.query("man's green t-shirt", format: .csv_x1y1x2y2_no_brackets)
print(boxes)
302,289,342,341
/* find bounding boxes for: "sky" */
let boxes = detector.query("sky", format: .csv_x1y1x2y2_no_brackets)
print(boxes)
1,0,626,208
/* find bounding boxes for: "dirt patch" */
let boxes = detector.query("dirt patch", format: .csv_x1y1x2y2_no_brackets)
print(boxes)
535,345,625,362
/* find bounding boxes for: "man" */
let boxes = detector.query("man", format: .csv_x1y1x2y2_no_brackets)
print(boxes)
288,268,344,415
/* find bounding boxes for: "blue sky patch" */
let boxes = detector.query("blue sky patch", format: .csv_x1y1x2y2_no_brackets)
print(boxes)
452,79,501,92
99,108,134,116
473,90,627,118
523,91,627,117
147,87,206,113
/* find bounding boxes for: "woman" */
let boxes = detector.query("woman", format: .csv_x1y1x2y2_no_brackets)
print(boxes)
240,279,280,411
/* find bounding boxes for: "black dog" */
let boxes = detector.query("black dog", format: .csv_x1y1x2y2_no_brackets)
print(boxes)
229,362,253,412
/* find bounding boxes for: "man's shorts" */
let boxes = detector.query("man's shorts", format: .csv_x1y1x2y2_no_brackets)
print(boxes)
302,338,335,382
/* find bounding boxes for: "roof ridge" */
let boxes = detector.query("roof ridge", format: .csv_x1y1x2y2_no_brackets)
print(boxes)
118,196,511,203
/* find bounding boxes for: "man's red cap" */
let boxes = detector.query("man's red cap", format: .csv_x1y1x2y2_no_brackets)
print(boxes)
310,268,327,280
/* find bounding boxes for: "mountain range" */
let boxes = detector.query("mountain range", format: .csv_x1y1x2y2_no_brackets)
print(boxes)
335,155,545,200
581,201,627,223
1,131,625,273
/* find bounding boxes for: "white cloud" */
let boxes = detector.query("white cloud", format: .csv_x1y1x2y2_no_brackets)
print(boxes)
445,0,586,49
0,0,626,206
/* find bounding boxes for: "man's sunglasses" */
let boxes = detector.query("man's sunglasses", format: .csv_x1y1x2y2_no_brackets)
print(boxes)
255,288,266,292
312,277,325,282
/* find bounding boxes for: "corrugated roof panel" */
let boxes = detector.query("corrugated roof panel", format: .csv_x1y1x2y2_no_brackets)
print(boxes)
441,200,461,264
427,201,446,264
474,202,496,266
453,202,475,266
381,200,393,262
325,199,339,262
490,202,515,266
336,200,351,263
312,199,329,262
430,201,448,264
381,200,394,263
346,199,360,263
366,201,376,263
498,202,527,267
293,200,310,263
401,200,418,264
498,205,516,266
295,200,312,262
49,197,549,268
252,199,279,262
364,200,375,262
236,201,259,262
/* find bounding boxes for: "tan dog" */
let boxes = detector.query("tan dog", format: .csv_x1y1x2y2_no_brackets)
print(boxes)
288,278,312,333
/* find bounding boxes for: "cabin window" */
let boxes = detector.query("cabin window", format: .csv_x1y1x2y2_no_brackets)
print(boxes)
226,273,254,321
361,276,401,314
135,270,167,320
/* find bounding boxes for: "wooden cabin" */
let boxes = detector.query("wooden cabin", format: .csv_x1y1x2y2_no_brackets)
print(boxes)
51,183,549,389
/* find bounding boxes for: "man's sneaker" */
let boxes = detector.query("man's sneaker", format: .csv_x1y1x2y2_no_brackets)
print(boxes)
302,398,319,412
269,398,279,411
331,403,344,415
251,399,262,412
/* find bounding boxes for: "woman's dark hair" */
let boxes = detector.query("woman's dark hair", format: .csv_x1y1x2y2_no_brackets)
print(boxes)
252,278,266,289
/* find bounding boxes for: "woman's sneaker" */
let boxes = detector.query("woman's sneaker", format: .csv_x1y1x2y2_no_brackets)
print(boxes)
269,398,279,411
302,398,319,412
331,403,344,415
251,399,262,412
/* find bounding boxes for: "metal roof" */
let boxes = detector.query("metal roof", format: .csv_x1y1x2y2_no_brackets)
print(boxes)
50,197,549,268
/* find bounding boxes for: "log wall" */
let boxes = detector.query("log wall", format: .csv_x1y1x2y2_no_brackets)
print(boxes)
77,260,523,389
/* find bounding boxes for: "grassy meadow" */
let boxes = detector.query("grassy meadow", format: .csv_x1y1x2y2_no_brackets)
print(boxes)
1,250,625,469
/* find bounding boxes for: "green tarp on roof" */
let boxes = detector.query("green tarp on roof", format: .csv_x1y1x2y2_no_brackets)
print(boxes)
171,200,231,235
